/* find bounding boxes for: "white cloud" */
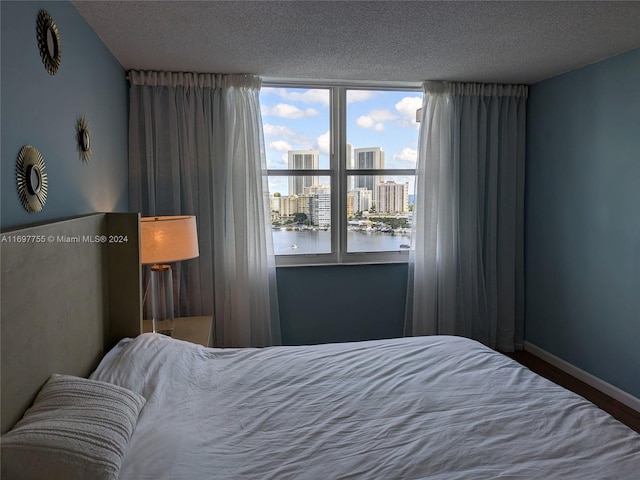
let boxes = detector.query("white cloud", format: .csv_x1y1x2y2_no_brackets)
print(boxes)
316,130,331,155
356,109,397,131
279,89,330,106
370,109,398,122
263,124,313,147
356,115,374,129
393,147,418,165
263,124,294,137
261,103,319,119
347,90,376,104
395,96,422,128
269,140,292,152
356,116,386,130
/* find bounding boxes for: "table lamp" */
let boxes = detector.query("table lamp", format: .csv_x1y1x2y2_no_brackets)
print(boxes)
141,216,199,336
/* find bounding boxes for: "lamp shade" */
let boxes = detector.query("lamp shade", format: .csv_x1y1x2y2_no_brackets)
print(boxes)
141,216,199,265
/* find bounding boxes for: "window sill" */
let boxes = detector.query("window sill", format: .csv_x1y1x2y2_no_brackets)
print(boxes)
275,251,410,267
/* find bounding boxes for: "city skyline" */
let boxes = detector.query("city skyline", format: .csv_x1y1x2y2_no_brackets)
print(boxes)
261,87,421,196
270,176,410,228
352,146,385,206
287,150,319,195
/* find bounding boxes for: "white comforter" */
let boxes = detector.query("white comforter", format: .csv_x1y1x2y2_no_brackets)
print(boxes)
91,334,640,479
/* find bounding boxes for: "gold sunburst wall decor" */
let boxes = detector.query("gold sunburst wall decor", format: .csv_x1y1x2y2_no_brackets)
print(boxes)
16,145,48,213
36,9,61,75
76,116,92,163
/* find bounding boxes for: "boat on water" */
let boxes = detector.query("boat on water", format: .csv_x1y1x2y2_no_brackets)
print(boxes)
291,244,298,249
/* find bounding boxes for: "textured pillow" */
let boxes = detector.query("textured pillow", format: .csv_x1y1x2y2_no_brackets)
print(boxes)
1,374,146,480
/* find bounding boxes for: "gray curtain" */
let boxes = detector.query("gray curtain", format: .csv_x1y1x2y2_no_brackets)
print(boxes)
406,81,527,352
129,71,281,347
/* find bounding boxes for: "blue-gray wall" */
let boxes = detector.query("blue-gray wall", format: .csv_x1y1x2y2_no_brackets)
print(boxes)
5,2,637,400
525,48,640,398
1,1,128,229
277,263,408,345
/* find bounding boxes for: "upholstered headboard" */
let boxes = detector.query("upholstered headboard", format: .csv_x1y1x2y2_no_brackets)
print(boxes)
0,213,142,433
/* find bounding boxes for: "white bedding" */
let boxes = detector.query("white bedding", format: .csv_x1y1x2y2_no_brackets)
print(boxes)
91,334,640,479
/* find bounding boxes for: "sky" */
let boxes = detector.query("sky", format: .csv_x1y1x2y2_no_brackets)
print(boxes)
260,87,422,196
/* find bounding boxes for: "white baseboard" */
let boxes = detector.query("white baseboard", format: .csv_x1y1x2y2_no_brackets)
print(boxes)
524,341,640,414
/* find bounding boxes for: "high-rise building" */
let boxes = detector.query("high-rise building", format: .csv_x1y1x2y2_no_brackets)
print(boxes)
346,192,354,218
350,187,372,213
352,147,384,205
288,150,319,195
269,195,281,214
306,186,331,227
376,181,408,214
278,195,306,218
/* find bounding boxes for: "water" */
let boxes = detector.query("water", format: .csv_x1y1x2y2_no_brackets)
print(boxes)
273,229,411,255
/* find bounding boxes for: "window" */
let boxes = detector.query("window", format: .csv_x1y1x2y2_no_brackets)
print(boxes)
261,85,420,265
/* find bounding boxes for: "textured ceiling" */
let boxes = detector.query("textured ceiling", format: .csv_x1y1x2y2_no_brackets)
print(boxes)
72,1,640,85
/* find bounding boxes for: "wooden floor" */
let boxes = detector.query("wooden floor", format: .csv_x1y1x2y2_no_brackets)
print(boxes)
506,350,640,434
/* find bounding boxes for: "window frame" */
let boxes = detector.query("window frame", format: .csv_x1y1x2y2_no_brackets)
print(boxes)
263,81,421,266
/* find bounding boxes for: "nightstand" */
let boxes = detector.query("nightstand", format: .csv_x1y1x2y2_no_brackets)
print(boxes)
143,316,212,347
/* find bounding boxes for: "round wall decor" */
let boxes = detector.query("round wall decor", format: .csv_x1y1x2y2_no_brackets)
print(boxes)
76,116,92,163
16,145,48,213
36,9,61,75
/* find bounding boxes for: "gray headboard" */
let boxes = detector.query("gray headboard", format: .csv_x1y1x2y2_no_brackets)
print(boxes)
1,213,142,433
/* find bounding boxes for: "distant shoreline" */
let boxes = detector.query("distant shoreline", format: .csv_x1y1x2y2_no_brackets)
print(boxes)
272,229,411,255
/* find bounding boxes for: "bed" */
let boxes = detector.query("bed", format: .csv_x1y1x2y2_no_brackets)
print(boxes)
2,215,639,479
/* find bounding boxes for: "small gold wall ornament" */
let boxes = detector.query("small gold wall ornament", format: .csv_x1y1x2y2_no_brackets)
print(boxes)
36,10,61,75
76,116,92,163
16,145,48,213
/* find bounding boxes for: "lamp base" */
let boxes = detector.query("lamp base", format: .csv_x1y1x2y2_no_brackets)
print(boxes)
153,319,174,337
150,264,174,337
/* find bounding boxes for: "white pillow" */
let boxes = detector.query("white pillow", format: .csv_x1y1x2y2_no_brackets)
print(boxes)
1,374,146,480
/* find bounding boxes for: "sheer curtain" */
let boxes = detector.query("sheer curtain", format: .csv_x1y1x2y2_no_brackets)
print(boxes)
129,71,280,347
406,81,527,352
